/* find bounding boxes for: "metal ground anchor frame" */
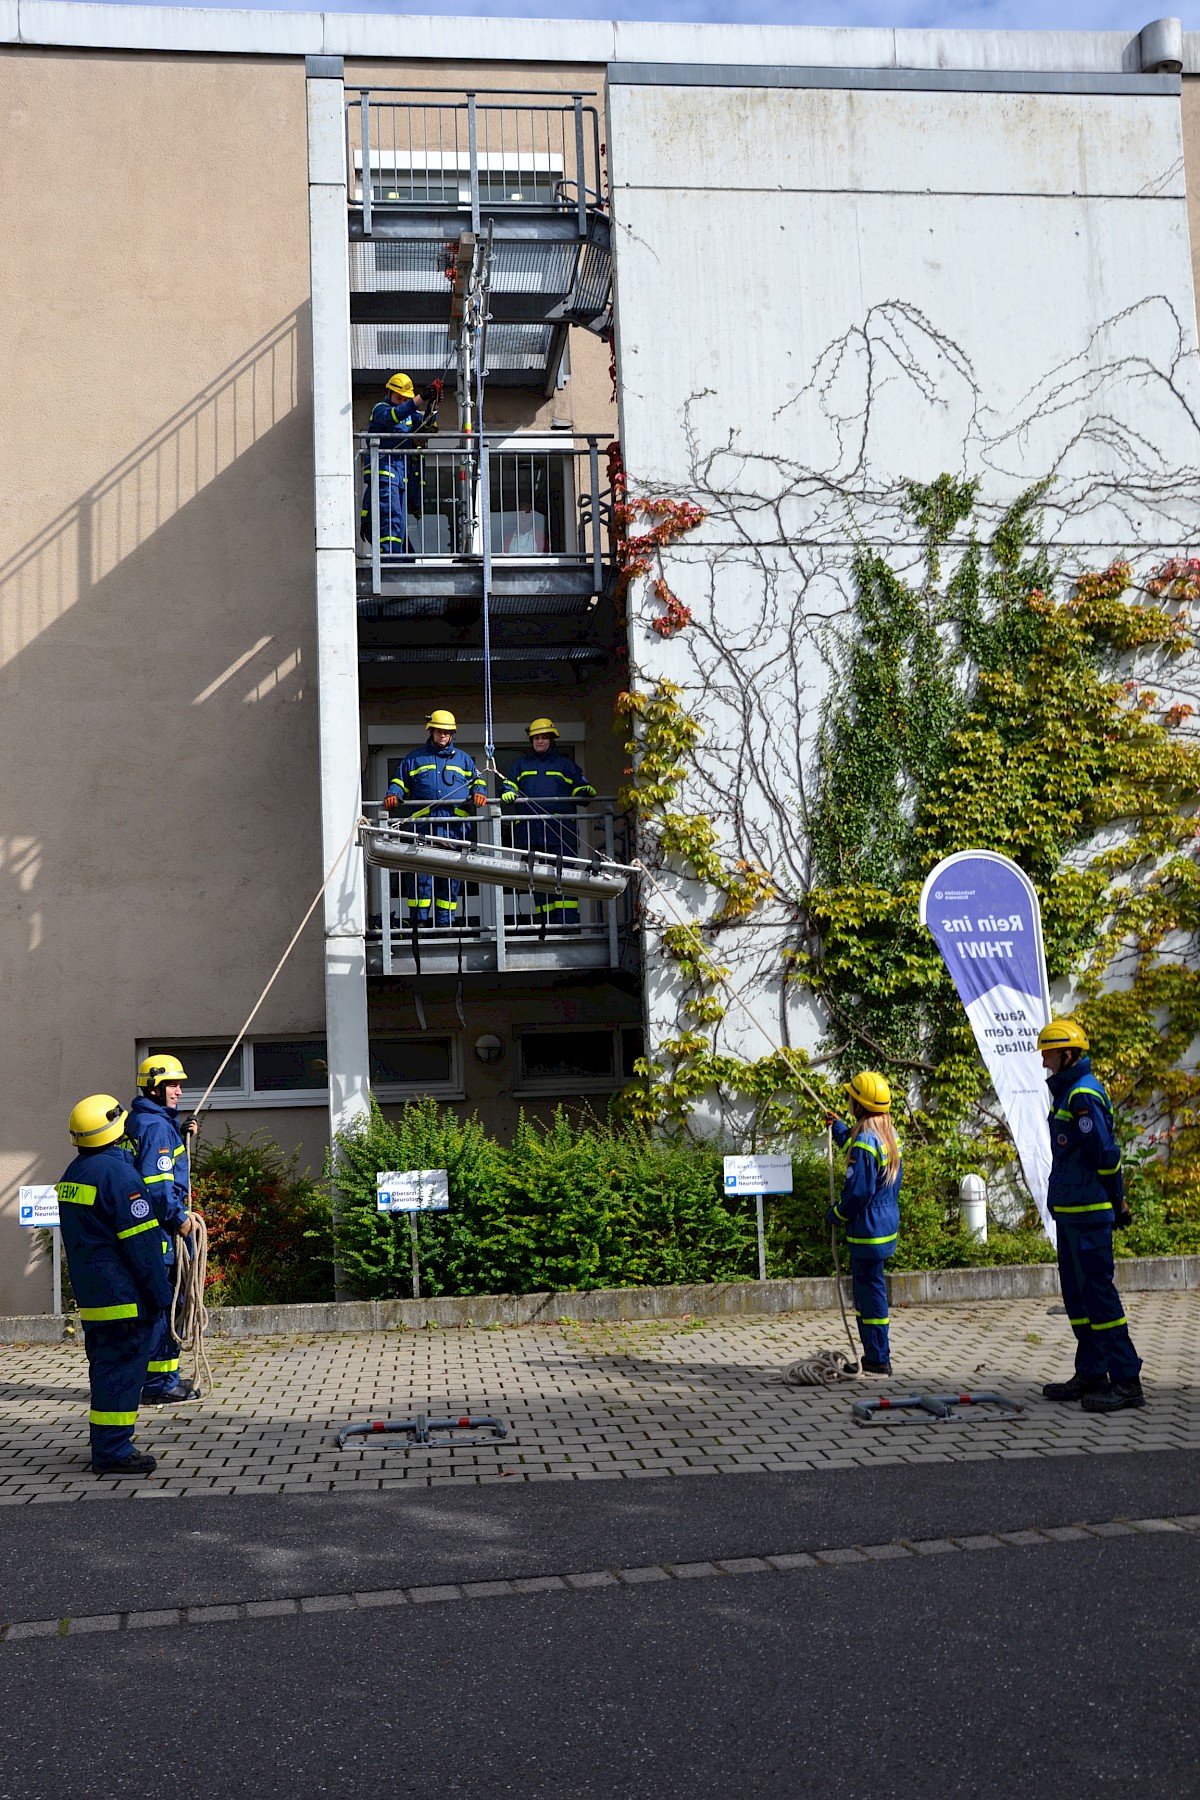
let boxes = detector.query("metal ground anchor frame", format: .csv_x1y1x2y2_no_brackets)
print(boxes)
335,1412,509,1451
852,1390,1024,1426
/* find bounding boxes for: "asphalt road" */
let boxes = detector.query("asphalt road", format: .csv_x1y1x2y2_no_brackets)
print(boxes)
1,1452,1197,1798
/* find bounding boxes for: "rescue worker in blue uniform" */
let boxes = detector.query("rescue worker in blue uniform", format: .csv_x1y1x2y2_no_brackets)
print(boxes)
827,1072,902,1375
501,718,596,927
385,708,487,924
361,372,438,557
1038,1018,1143,1411
56,1095,173,1475
126,1053,199,1404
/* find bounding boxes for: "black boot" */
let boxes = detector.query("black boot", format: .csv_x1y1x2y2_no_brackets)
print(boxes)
1081,1378,1146,1414
1042,1373,1109,1402
92,1450,157,1477
861,1359,892,1376
142,1379,199,1405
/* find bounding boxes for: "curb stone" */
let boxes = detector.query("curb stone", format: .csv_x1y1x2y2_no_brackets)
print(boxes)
3,1254,1198,1343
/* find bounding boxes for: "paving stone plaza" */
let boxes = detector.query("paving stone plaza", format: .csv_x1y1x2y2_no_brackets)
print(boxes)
3,1292,1198,1503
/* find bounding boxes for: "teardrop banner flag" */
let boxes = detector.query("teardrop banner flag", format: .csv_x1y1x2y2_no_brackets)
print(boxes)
918,851,1054,1237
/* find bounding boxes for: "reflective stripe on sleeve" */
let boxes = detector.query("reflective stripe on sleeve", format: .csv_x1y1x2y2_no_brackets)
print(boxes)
116,1219,161,1240
79,1303,139,1321
1097,1164,1122,1176
143,1173,171,1185
89,1409,139,1426
847,1232,898,1246
1055,1203,1113,1214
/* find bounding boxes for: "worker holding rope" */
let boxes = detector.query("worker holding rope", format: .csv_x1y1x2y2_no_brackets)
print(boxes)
360,371,438,557
501,717,596,928
126,1054,201,1405
826,1072,902,1376
385,709,487,926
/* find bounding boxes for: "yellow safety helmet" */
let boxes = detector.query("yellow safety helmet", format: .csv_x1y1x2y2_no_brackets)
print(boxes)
527,717,559,739
138,1053,189,1092
385,372,415,399
69,1094,127,1148
846,1071,892,1115
426,709,457,732
1037,1018,1089,1054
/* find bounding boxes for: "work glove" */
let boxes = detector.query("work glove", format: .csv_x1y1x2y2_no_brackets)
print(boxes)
825,1206,840,1228
384,794,399,811
474,792,488,806
577,785,597,799
1113,1195,1132,1230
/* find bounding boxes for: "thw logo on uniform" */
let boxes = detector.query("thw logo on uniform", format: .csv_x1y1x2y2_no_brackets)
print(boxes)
130,1197,151,1220
157,1153,173,1172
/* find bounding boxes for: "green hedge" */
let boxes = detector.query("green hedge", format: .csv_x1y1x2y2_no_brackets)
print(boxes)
176,1103,1196,1307
328,1098,1191,1301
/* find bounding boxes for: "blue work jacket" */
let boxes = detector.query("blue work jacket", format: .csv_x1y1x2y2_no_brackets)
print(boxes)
56,1144,173,1324
501,750,595,813
828,1120,901,1259
1045,1057,1124,1224
388,739,486,818
126,1095,190,1248
367,399,434,479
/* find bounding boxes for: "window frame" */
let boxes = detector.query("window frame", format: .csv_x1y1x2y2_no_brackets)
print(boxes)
136,1034,464,1110
513,1024,641,1097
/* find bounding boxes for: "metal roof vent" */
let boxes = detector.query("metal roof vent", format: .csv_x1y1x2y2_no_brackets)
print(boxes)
1139,17,1183,72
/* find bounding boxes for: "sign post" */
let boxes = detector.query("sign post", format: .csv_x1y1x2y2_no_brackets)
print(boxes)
19,1187,62,1316
377,1169,450,1300
722,1156,794,1281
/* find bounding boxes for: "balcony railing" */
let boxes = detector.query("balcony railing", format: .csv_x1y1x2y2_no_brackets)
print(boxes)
345,90,604,237
362,800,635,976
355,431,612,597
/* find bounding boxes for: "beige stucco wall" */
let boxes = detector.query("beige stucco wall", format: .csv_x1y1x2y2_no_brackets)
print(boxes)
0,49,324,1312
1182,80,1200,330
0,47,622,1315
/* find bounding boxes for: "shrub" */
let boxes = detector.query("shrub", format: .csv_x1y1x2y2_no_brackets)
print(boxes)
192,1130,333,1306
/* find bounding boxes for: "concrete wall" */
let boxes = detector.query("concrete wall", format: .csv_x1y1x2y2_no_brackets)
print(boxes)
607,74,1200,1096
0,49,323,1310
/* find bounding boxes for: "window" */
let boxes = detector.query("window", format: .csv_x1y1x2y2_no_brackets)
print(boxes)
515,1026,643,1095
370,1035,462,1101
137,1036,462,1109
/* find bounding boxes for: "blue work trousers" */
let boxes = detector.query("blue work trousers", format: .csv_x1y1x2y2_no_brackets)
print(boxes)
1056,1222,1141,1382
402,817,469,924
362,464,407,553
83,1317,153,1465
143,1305,183,1399
850,1253,891,1365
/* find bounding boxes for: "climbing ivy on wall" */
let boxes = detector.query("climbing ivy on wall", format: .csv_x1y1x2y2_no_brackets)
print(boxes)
618,476,1200,1210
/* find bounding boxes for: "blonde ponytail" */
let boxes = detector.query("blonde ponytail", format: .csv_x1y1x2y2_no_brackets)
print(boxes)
847,1110,901,1184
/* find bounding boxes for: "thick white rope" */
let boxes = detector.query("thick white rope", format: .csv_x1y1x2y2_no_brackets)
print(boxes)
171,815,365,1385
631,858,861,1378
170,1212,213,1395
